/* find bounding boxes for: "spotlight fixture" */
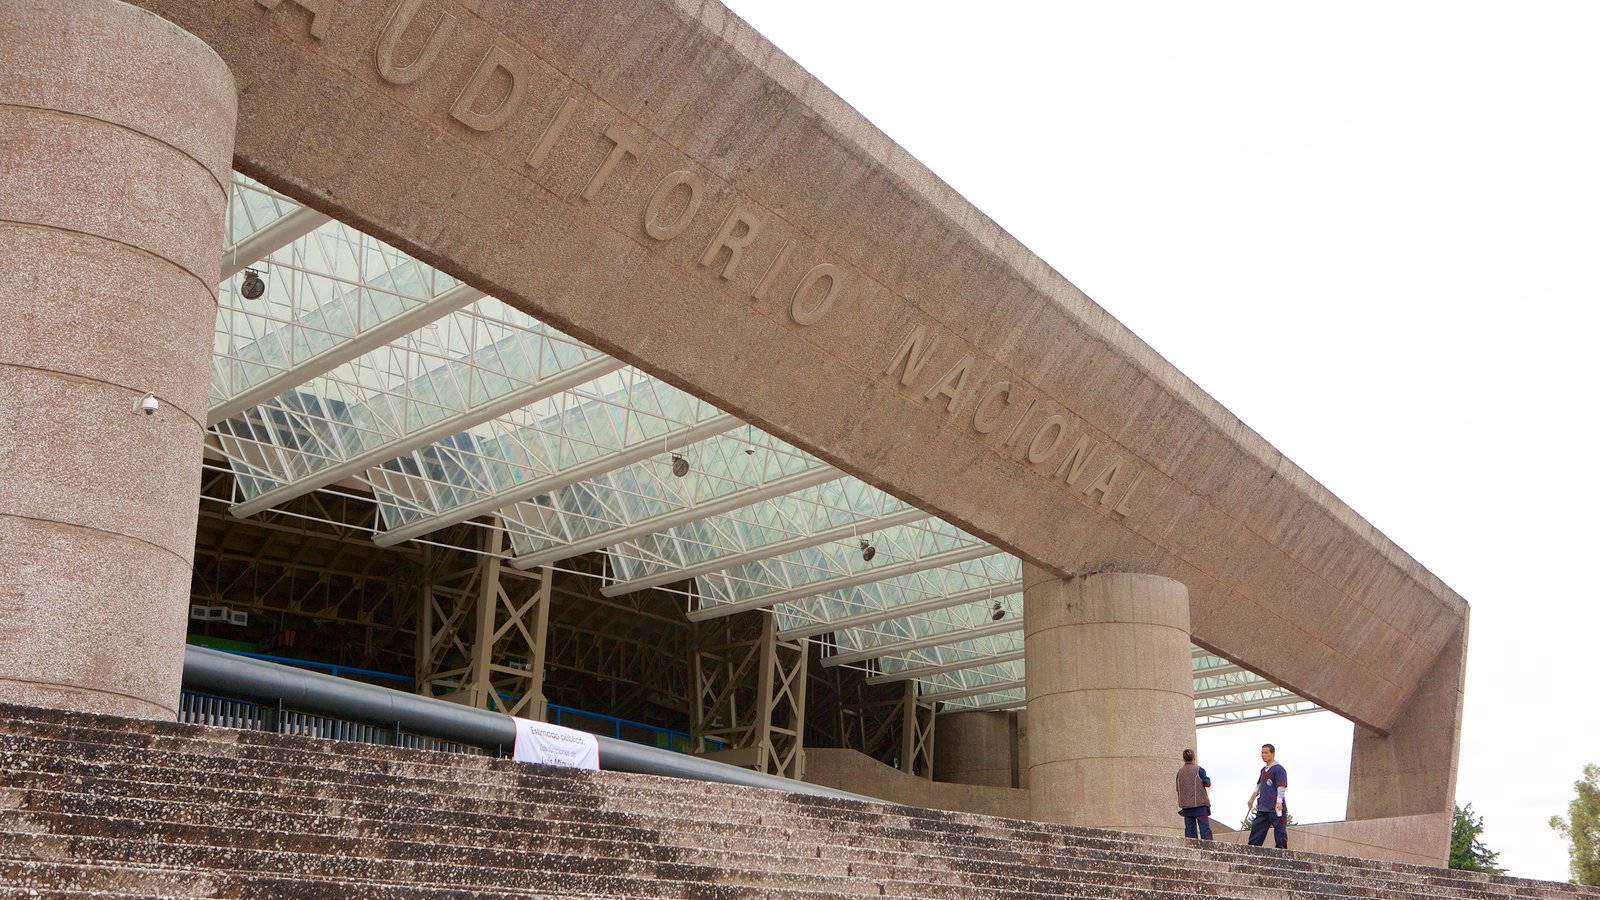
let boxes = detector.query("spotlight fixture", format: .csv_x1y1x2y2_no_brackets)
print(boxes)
990,601,1006,621
670,453,690,478
240,268,267,300
859,540,876,562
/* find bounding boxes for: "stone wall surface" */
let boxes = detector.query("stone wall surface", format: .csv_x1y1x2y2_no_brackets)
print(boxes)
805,747,1029,820
1215,813,1452,869
110,0,1469,733
0,0,236,718
933,710,1020,789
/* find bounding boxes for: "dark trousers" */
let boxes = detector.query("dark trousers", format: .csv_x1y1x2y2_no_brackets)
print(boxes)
1248,809,1288,848
1182,814,1213,840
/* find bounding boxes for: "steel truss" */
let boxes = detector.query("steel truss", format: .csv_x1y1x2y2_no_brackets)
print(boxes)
691,613,807,779
416,527,552,719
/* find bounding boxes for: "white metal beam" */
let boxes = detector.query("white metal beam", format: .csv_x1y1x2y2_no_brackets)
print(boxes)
920,679,1022,704
1196,693,1316,720
1192,662,1247,680
230,355,627,519
777,578,1023,641
208,283,486,426
821,619,1020,668
510,465,845,569
221,205,331,279
373,412,741,546
684,544,1003,623
1195,681,1278,702
865,649,1026,686
936,694,1027,714
600,506,931,597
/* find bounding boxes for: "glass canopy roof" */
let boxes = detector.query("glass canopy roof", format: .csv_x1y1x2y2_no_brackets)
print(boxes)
209,174,1319,725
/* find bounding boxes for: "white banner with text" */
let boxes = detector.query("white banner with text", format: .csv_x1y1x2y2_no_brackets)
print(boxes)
509,716,600,770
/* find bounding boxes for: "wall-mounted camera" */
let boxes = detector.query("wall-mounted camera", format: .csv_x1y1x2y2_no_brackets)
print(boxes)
136,391,160,417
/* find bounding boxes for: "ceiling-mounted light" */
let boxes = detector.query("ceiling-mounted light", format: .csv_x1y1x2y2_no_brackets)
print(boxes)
240,268,266,300
671,453,690,478
859,540,876,562
990,601,1006,621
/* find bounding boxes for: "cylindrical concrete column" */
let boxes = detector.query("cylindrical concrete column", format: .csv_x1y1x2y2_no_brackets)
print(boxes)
1024,566,1193,835
934,710,1017,788
0,0,236,718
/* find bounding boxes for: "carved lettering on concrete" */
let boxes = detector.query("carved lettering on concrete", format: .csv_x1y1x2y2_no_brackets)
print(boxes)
752,240,794,302
885,322,1143,520
1004,398,1038,449
885,324,940,387
248,0,854,325
923,355,974,414
700,205,762,280
788,263,840,327
1082,457,1126,506
375,0,453,84
1054,434,1098,486
255,0,336,39
525,97,578,170
450,44,527,132
582,123,641,201
643,170,704,241
1027,415,1067,465
971,381,1013,434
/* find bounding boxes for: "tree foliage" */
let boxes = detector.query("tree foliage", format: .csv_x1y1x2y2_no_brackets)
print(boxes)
1449,804,1505,874
1549,763,1600,885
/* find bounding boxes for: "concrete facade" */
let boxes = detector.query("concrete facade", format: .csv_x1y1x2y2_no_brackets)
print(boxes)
0,0,1471,865
111,0,1467,737
0,0,236,718
1023,568,1194,835
934,711,1024,789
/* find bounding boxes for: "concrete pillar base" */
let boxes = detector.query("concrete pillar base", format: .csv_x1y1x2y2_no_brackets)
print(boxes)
0,0,236,718
1024,566,1193,835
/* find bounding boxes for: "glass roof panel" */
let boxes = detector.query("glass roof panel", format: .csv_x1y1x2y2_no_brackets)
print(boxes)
214,175,461,409
207,169,1321,729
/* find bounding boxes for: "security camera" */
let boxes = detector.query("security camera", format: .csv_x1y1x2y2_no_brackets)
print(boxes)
136,392,159,416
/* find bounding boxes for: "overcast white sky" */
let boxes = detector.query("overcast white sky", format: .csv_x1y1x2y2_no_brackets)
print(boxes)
721,0,1600,880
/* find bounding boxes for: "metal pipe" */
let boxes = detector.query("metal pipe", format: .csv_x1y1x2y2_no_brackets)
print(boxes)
182,645,877,804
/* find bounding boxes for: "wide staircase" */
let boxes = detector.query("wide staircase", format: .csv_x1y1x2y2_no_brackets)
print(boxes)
0,702,1592,899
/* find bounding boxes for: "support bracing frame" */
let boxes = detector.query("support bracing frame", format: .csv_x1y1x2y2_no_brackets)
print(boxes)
415,525,551,719
690,612,808,779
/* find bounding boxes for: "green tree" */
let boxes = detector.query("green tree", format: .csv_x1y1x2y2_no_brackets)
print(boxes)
1449,804,1505,873
1549,763,1600,885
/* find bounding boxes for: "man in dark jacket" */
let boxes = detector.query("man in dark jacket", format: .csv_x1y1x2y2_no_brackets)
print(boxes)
1176,748,1213,840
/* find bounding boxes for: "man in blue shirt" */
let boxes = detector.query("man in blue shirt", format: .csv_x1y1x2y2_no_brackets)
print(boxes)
1246,743,1289,848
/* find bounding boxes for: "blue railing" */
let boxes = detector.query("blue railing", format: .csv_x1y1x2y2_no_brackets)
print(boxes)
193,646,701,753
196,648,414,685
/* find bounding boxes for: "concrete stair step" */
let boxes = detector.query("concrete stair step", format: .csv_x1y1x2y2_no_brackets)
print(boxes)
0,739,1510,896
0,767,1498,900
1,705,1586,900
1,754,1464,900
1,744,1526,900
0,856,627,899
0,830,909,900
6,799,1323,900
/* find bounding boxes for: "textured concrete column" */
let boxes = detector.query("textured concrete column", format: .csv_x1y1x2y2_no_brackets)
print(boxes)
0,0,236,718
934,710,1019,788
1345,617,1468,863
1024,566,1193,835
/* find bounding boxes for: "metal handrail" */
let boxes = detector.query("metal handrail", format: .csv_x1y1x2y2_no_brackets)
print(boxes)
182,645,876,804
